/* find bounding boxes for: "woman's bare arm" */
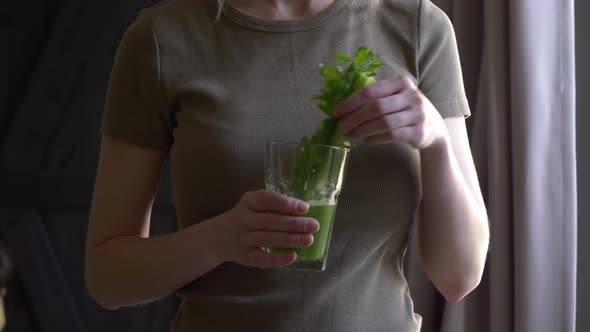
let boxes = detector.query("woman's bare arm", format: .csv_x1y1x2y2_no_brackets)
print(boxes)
331,76,490,302
85,137,225,309
85,137,317,310
417,117,489,302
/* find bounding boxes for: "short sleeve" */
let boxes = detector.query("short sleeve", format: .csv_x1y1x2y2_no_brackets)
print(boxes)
417,1,470,118
101,9,173,149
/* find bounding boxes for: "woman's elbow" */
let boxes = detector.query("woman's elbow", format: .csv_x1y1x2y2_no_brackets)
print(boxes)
85,275,120,310
84,254,120,311
438,273,483,302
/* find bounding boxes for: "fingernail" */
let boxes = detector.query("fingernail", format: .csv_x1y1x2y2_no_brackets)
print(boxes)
297,201,309,213
298,234,313,246
306,219,320,232
305,234,315,246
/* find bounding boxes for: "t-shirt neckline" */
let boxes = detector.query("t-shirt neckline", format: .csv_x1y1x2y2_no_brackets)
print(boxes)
222,0,354,32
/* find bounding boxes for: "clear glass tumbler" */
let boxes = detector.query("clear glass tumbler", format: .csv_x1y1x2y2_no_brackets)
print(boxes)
264,140,350,271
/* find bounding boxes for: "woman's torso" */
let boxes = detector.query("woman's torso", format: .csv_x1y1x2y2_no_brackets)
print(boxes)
149,0,424,330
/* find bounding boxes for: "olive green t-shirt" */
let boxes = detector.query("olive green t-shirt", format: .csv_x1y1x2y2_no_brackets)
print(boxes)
102,0,470,330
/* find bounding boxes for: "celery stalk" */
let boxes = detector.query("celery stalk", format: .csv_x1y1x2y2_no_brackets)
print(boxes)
295,46,382,201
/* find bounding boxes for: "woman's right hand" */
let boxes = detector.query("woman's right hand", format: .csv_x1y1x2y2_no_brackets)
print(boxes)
215,190,319,268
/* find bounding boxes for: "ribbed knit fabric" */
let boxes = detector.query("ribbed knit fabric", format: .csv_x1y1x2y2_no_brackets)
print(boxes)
101,0,470,330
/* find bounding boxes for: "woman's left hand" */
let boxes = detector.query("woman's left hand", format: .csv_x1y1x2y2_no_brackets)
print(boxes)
332,75,449,150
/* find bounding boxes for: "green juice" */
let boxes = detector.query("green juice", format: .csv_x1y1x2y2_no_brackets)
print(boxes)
272,203,337,261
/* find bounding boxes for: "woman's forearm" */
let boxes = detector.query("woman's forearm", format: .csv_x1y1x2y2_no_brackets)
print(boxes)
418,137,489,302
85,217,224,310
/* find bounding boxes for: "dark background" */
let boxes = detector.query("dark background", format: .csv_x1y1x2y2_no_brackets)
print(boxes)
0,1,179,331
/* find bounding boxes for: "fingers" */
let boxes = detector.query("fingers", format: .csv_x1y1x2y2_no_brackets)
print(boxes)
247,213,320,233
241,190,309,215
241,232,312,268
345,107,425,140
242,231,314,248
337,91,415,134
330,76,433,148
246,249,297,268
332,75,416,118
233,190,321,268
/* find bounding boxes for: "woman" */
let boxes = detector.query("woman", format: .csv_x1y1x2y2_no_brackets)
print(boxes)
85,0,490,330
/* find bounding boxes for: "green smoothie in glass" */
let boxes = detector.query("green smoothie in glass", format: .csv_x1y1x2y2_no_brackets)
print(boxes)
265,141,349,271
271,201,337,262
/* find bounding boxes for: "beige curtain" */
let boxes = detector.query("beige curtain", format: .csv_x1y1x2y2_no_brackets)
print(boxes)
406,1,578,331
